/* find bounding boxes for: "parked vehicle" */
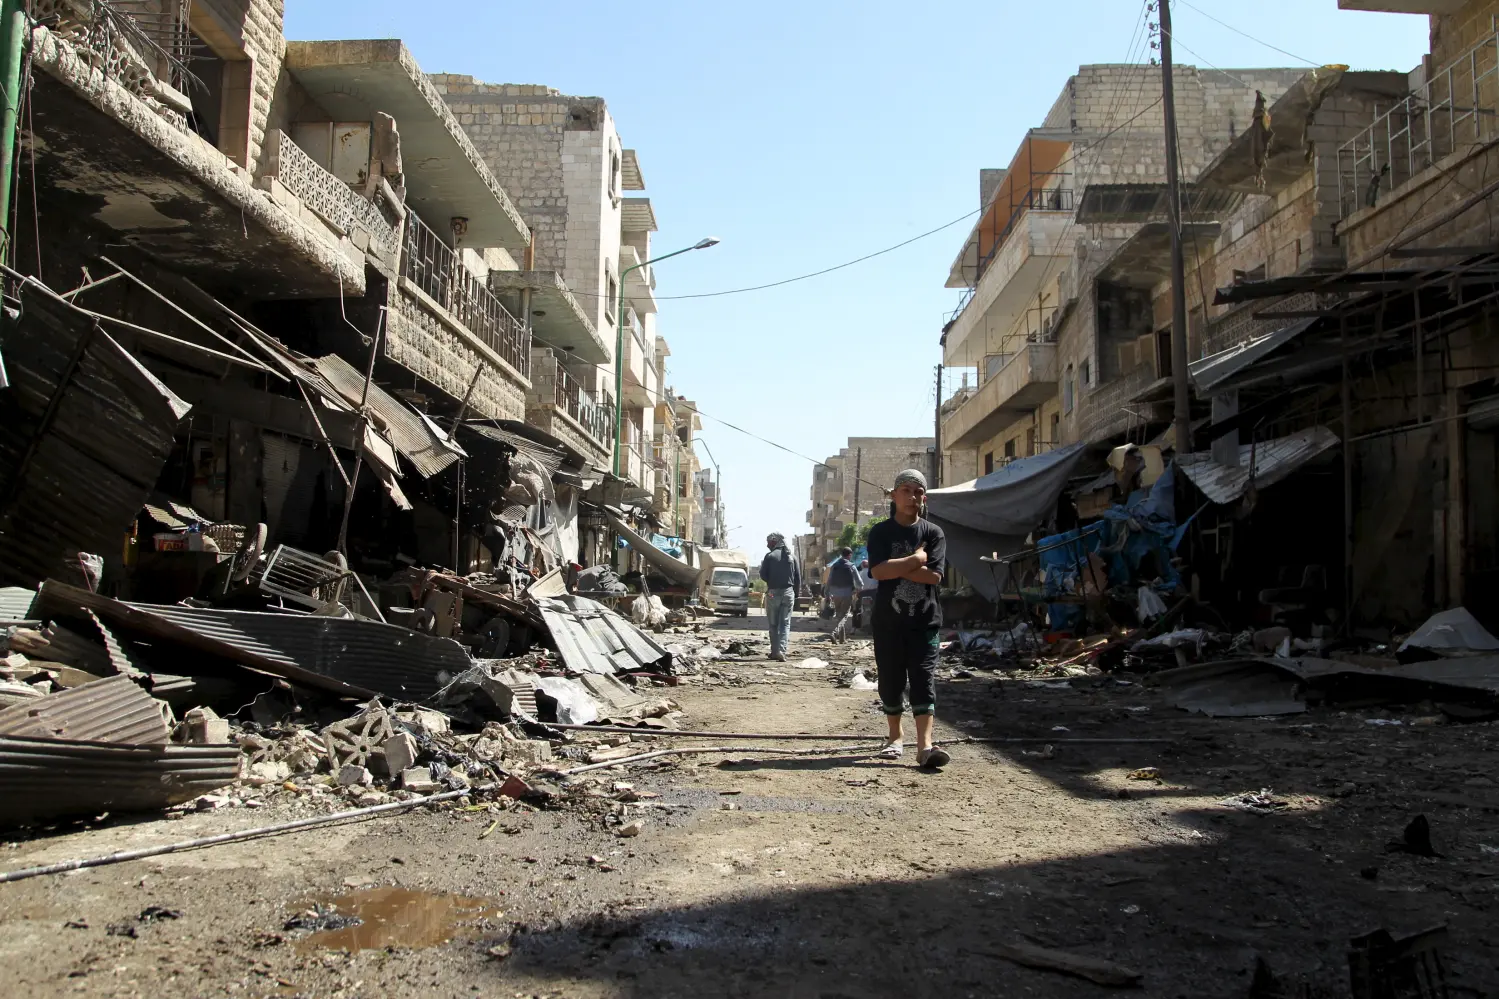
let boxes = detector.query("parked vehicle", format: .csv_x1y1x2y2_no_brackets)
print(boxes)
707,566,751,616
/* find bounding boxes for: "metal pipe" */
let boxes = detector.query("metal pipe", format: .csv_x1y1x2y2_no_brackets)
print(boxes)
541,722,1174,745
0,784,491,885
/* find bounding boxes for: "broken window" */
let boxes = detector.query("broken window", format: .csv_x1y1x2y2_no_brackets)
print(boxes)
983,452,994,475
1155,329,1173,379
610,148,621,199
604,268,618,325
1004,438,1016,459
1063,364,1074,414
1080,358,1090,388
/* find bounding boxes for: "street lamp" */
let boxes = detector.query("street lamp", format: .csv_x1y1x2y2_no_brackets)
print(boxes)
613,237,720,477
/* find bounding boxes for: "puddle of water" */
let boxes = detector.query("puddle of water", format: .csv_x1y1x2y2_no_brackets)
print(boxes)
294,888,504,951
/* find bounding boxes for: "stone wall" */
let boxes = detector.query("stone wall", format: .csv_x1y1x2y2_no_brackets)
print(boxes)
386,290,527,422
1429,1,1499,75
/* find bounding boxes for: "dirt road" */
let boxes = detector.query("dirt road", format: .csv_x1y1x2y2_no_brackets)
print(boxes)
2,610,1496,998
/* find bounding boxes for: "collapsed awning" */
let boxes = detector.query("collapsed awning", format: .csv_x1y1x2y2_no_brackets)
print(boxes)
607,513,702,588
925,444,1089,601
1189,318,1319,394
0,282,191,587
1177,426,1340,504
926,443,1088,536
313,354,462,478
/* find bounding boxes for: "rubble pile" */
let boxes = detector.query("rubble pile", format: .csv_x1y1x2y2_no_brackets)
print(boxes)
0,553,694,831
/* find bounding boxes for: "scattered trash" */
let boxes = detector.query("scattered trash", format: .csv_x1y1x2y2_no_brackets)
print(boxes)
796,658,829,670
1222,789,1290,813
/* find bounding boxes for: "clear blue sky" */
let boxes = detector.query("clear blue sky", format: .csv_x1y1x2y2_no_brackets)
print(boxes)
286,1,1428,556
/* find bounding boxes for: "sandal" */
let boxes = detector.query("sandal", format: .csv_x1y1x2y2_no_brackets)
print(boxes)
917,746,951,768
877,740,903,760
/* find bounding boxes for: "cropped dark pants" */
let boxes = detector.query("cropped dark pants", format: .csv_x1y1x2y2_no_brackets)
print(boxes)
873,622,939,716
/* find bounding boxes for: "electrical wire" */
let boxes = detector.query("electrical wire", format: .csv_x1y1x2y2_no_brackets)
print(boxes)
1174,0,1318,67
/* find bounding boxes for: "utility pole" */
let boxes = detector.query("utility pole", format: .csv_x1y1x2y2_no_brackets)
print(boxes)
852,447,862,533
933,364,943,485
1160,0,1192,456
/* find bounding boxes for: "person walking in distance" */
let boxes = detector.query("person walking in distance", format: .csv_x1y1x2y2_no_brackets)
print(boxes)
866,469,951,768
822,546,862,643
760,532,800,662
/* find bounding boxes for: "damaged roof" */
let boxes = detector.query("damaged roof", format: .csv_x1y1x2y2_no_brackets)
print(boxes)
534,594,671,676
37,581,472,702
1177,426,1340,504
313,354,462,477
0,282,191,587
0,736,239,827
0,674,169,745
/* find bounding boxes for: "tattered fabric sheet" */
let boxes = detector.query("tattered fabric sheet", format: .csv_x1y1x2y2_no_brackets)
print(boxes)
925,444,1089,600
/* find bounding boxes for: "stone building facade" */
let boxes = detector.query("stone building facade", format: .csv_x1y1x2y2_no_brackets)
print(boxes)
939,63,1306,479
431,77,659,482
803,437,935,574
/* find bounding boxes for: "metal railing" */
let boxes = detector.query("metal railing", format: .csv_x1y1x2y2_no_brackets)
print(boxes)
554,364,614,446
949,188,1075,327
401,212,531,377
40,0,201,101
1338,30,1499,218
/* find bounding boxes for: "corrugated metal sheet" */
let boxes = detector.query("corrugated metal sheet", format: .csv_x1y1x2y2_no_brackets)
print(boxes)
0,674,168,744
464,423,564,476
1178,426,1341,504
37,581,471,701
0,736,239,826
1188,318,1318,393
0,283,191,587
535,594,670,675
313,354,460,478
0,586,35,622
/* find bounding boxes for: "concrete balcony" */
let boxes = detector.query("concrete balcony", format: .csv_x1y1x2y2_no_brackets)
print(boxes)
943,209,1075,367
621,318,659,408
525,350,613,463
942,342,1059,449
27,21,363,297
1337,1,1463,10
620,244,657,315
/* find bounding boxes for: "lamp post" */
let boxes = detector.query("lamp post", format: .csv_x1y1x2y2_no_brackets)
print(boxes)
613,237,719,478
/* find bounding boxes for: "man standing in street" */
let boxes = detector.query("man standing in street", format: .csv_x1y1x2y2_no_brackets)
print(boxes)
760,532,800,662
867,469,951,768
822,546,861,643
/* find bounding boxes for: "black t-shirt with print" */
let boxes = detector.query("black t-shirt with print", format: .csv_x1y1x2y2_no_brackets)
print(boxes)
866,517,946,630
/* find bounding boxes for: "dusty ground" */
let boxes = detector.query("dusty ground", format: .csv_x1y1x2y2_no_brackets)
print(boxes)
1,610,1497,998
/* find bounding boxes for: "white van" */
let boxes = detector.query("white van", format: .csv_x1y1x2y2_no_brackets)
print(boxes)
707,566,751,616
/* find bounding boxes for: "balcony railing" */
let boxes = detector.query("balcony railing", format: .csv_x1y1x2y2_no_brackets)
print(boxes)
1338,30,1499,218
47,0,199,109
266,131,400,256
950,188,1075,328
401,212,531,378
554,364,614,446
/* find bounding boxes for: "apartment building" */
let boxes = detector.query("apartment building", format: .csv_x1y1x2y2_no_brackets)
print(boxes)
939,63,1305,483
432,77,673,510
804,437,934,572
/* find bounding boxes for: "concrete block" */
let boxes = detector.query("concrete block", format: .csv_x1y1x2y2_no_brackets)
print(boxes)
337,764,373,787
182,706,231,744
400,767,440,793
383,732,419,774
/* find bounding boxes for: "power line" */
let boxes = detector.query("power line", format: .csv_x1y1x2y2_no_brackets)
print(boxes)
1174,0,1318,67
559,208,985,303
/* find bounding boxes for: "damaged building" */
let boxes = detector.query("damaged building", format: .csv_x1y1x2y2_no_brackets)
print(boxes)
0,1,732,825
931,6,1499,642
